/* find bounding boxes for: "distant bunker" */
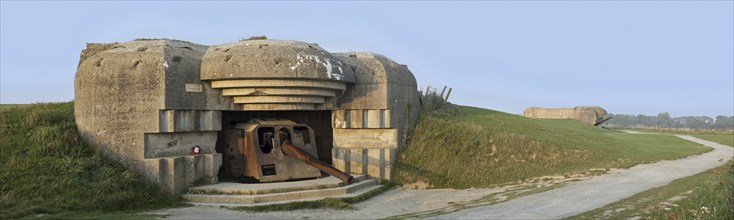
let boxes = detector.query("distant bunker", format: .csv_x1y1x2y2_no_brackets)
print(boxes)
523,106,608,125
74,39,419,193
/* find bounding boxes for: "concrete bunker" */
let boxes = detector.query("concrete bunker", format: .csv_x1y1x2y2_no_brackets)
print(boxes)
523,106,608,125
74,39,419,193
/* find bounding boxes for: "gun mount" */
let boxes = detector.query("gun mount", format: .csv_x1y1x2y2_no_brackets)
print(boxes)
220,119,354,184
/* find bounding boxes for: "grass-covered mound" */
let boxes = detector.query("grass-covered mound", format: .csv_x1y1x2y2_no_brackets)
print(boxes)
394,104,711,189
0,102,182,219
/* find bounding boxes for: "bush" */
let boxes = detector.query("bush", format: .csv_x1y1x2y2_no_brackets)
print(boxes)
241,35,268,41
419,86,459,118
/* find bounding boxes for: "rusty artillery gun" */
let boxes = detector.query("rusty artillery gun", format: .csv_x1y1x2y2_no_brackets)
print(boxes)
219,119,354,184
594,116,613,126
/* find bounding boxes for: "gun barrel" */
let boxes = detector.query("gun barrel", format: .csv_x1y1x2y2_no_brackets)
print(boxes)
281,141,355,184
594,116,613,126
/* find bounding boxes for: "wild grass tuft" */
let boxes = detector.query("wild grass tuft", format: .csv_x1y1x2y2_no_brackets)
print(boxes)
241,35,268,41
418,86,459,118
0,102,183,219
132,38,193,44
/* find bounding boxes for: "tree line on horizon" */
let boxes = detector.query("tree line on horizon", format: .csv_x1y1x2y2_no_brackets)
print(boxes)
605,113,734,130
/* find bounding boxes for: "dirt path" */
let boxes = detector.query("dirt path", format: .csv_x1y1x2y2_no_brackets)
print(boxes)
150,135,732,219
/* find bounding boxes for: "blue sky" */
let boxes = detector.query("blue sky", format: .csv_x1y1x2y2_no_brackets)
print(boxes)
1,1,732,117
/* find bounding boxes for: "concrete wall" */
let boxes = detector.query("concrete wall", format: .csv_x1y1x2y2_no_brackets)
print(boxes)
162,41,232,110
75,39,227,193
523,106,608,124
330,52,420,180
75,40,167,166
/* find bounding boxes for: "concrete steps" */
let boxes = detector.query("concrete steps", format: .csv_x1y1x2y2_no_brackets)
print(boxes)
183,175,383,205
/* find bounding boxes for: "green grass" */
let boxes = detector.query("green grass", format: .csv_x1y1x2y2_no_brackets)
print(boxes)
567,161,733,220
0,103,30,109
0,102,184,219
30,211,167,220
394,105,712,189
625,128,733,147
694,134,734,147
629,127,734,135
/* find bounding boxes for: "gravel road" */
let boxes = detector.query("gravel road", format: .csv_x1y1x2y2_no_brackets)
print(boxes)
150,135,732,219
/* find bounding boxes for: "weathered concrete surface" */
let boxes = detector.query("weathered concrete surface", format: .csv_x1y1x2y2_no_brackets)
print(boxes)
332,129,399,148
143,132,218,158
332,148,397,181
200,40,356,111
75,39,228,193
330,52,420,180
75,40,165,169
523,106,608,124
158,110,221,133
201,40,355,82
162,40,233,110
